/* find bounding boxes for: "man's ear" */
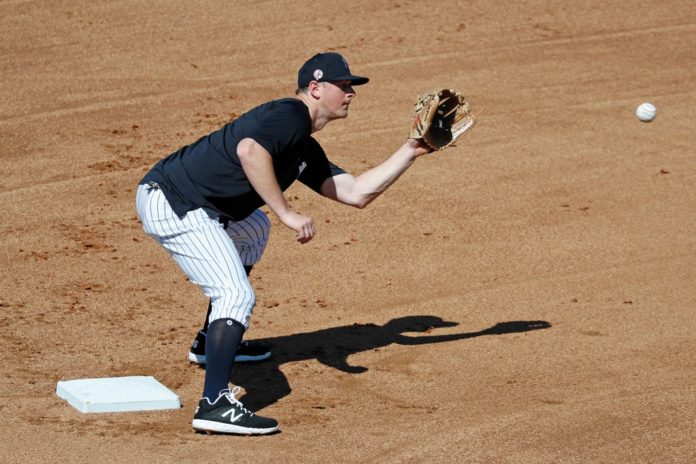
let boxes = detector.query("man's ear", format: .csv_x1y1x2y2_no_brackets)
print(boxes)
308,81,322,99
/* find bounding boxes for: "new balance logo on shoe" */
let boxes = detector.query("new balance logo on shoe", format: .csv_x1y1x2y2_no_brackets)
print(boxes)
222,408,244,423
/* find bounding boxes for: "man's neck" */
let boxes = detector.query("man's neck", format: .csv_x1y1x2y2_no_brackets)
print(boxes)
295,94,330,133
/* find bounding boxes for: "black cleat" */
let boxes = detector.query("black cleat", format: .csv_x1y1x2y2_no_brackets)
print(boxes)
192,387,279,435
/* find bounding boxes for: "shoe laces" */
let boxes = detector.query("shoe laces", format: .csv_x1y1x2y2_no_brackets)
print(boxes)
220,386,254,416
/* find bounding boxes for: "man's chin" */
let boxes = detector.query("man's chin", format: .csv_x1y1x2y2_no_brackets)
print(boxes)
331,110,349,120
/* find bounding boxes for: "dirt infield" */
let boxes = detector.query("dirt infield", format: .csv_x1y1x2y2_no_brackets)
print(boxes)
2,1,695,462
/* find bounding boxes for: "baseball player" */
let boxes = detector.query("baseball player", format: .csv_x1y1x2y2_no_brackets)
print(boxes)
136,52,432,435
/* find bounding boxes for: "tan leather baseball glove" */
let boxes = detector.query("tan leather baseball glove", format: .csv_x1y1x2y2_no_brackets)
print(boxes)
409,89,476,150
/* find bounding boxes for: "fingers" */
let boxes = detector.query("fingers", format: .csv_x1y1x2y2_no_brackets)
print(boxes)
279,211,315,244
296,220,316,243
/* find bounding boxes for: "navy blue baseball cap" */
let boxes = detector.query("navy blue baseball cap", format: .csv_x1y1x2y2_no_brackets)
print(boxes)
297,52,369,88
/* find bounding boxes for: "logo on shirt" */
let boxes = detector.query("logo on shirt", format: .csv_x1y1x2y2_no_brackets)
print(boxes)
298,161,307,176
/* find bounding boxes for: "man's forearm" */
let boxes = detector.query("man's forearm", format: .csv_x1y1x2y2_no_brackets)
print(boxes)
351,143,419,206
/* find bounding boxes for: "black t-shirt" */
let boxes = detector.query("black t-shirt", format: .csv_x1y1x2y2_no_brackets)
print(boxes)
141,98,345,220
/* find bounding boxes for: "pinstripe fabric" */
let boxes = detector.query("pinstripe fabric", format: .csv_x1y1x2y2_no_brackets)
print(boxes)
136,184,270,328
224,209,270,267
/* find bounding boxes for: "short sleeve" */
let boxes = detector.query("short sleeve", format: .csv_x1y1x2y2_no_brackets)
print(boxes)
247,101,311,156
297,138,346,193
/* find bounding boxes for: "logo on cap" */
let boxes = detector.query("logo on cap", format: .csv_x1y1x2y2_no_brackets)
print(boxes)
313,69,323,80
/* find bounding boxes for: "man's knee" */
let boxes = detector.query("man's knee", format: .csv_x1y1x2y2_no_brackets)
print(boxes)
208,284,255,328
227,209,271,265
246,209,271,249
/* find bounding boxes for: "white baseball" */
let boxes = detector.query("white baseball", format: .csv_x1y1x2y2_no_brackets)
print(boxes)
636,102,657,122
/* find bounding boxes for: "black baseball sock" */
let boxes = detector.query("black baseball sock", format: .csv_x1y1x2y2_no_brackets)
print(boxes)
202,318,245,400
201,265,253,333
201,301,213,333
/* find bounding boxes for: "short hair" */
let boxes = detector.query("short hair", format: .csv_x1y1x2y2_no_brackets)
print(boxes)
295,81,327,95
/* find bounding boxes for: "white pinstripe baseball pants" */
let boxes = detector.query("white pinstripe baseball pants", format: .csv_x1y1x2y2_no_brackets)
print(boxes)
135,183,270,328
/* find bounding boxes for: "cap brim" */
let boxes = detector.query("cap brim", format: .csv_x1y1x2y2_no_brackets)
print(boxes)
333,75,370,85
350,76,369,85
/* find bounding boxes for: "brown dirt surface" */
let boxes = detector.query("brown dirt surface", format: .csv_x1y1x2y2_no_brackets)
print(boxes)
2,1,695,463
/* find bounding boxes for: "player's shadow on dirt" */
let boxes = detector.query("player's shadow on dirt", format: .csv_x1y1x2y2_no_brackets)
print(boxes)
228,316,551,411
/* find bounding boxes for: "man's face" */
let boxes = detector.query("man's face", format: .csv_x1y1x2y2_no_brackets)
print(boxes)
319,80,356,119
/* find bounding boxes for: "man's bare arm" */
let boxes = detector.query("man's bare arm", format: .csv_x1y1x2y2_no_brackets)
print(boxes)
237,138,316,243
320,139,431,208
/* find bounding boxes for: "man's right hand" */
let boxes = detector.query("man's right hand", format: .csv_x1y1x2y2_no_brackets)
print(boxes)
278,210,316,244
